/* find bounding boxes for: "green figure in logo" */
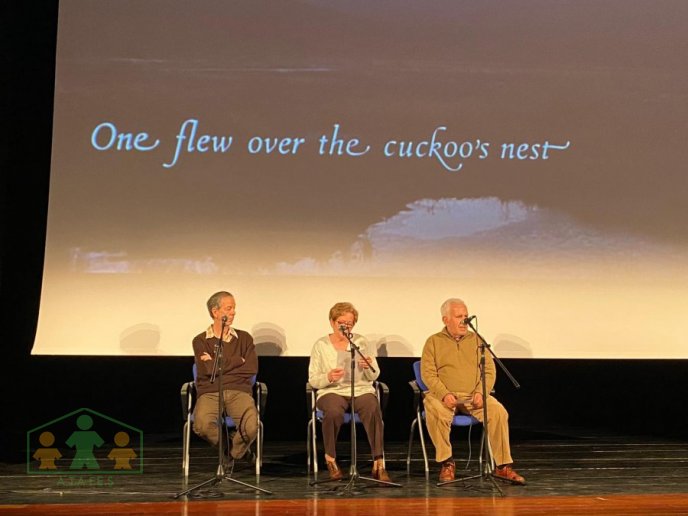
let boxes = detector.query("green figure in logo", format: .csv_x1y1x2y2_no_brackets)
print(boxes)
66,414,104,470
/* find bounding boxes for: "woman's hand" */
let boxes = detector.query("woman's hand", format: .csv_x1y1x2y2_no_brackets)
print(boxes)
328,367,345,383
357,356,373,369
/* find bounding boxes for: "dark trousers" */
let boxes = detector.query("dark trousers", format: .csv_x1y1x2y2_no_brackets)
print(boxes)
316,392,384,459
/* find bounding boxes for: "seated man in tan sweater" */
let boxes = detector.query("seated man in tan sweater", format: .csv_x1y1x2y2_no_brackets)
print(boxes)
420,298,526,484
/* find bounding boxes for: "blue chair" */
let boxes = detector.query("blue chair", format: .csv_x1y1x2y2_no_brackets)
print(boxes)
181,364,267,478
406,360,488,474
306,381,389,474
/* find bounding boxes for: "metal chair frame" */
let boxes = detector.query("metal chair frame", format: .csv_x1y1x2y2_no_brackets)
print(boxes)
181,368,267,478
306,381,388,474
406,360,490,474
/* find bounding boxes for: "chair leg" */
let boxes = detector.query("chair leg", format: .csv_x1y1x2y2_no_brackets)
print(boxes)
306,421,311,473
311,418,318,473
406,419,417,474
182,421,191,480
256,420,263,476
381,421,386,469
418,417,429,473
182,422,187,470
407,415,430,475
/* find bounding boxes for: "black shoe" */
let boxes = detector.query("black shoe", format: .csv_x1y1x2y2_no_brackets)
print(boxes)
228,448,256,472
221,430,234,458
242,448,256,466
222,454,235,473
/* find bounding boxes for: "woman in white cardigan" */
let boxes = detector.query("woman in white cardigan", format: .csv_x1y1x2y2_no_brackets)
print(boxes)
308,301,391,482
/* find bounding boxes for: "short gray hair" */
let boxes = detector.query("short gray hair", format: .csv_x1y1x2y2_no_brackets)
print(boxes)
206,291,233,317
440,298,466,317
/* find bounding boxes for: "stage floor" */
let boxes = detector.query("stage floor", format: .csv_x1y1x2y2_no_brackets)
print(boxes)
2,430,688,514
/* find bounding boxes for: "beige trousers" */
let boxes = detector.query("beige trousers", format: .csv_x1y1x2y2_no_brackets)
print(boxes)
193,389,258,460
423,392,513,466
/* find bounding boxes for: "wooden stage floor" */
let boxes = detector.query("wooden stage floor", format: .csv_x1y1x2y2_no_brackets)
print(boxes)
2,430,687,514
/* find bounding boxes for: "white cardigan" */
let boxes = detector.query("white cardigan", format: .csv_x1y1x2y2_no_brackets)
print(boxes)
308,333,380,400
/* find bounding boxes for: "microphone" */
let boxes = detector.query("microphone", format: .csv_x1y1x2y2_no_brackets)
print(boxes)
338,324,352,338
462,315,476,324
221,315,228,323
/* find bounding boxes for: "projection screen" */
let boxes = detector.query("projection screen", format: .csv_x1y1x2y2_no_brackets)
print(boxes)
35,0,688,357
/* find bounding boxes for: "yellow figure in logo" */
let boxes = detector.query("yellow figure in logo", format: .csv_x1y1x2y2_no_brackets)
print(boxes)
107,431,137,470
33,431,62,469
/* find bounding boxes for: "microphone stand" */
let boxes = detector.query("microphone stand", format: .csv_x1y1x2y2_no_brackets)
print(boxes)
437,318,520,495
311,331,401,492
175,318,272,498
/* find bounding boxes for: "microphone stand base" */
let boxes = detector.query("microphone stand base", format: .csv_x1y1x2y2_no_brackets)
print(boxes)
174,464,273,498
437,470,504,496
310,471,402,492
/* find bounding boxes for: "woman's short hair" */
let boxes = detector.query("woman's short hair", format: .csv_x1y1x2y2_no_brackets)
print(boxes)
329,302,359,324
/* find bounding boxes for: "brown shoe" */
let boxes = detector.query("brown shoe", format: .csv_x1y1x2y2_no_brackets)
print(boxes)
326,459,343,480
494,464,526,485
438,460,455,482
372,459,391,482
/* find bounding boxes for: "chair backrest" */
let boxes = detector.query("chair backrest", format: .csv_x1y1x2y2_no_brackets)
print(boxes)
413,360,428,392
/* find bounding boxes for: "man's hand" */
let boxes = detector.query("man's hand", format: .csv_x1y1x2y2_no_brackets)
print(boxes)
200,352,212,362
328,367,345,383
472,391,484,409
442,393,459,410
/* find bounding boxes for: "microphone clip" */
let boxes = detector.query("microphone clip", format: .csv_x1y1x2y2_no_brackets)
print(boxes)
338,324,353,339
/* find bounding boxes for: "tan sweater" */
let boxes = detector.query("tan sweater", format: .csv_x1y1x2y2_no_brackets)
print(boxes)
420,328,495,402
